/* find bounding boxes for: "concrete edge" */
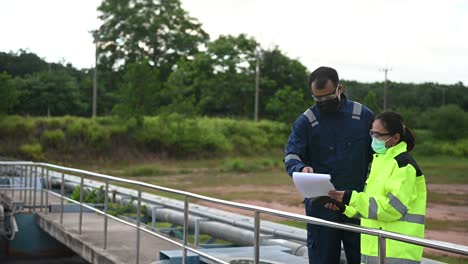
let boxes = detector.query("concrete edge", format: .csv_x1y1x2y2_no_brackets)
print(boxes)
35,213,121,264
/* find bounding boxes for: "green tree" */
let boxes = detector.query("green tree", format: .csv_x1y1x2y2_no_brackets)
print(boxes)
15,71,85,116
159,57,203,115
260,47,308,119
0,72,19,114
0,50,48,77
199,34,258,116
112,61,161,123
94,0,209,82
429,105,468,140
363,90,381,114
164,34,258,117
266,86,310,124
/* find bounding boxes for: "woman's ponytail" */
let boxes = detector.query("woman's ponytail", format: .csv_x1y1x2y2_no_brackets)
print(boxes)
403,126,415,151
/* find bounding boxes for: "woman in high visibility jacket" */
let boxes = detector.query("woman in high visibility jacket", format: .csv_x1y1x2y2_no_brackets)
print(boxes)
326,112,427,264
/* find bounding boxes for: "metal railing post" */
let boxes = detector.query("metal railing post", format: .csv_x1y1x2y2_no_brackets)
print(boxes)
45,168,49,214
60,172,64,225
23,165,27,204
378,235,386,264
10,165,14,198
136,185,141,264
194,218,209,246
254,210,260,264
19,165,23,200
29,165,33,208
33,165,37,211
103,180,109,250
183,196,189,264
194,219,200,246
40,166,44,212
79,176,84,235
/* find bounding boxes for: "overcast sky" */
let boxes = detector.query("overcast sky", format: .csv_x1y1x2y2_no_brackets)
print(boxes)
1,0,467,84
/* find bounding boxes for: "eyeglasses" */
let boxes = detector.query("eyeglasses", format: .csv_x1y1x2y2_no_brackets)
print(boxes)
312,84,339,102
369,130,393,139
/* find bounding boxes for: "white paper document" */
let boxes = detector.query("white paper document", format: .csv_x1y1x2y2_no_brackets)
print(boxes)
292,172,335,198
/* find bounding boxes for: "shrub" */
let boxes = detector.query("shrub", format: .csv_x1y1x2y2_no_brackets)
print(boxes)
0,115,35,138
2,114,290,159
41,129,65,149
415,138,468,157
429,105,468,141
66,119,110,150
19,142,44,160
70,185,105,203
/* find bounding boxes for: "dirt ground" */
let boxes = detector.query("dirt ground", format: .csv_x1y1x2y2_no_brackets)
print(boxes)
195,183,468,257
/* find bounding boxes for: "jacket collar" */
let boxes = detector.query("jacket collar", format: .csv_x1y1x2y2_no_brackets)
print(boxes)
338,94,349,113
378,141,408,158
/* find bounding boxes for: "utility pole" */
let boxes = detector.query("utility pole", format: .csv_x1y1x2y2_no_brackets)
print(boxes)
92,43,98,118
254,50,260,122
379,67,392,111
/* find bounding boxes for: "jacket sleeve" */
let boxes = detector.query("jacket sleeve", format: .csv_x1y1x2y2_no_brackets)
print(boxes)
284,117,309,177
344,164,418,221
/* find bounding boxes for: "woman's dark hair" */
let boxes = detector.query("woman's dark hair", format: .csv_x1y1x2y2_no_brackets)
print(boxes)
376,112,416,151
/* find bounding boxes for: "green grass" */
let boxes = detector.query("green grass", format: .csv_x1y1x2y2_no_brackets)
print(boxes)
121,165,165,177
415,155,468,184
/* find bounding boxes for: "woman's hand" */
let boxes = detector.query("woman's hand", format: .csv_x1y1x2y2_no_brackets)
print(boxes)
328,190,345,202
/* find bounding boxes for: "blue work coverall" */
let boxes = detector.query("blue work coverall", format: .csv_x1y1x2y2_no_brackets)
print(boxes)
284,96,374,264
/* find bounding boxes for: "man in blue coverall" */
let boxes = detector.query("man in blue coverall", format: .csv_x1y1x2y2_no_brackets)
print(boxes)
284,66,374,264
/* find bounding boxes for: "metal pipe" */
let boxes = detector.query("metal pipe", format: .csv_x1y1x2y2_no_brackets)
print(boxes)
183,196,189,264
29,165,32,208
19,165,23,200
10,165,14,198
60,172,64,225
23,165,27,204
79,176,84,235
40,167,44,212
33,165,37,211
254,211,260,264
104,180,108,250
379,235,386,264
194,218,208,246
45,168,49,215
136,185,141,264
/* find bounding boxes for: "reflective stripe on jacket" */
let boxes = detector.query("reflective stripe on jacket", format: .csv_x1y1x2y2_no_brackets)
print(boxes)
344,141,427,263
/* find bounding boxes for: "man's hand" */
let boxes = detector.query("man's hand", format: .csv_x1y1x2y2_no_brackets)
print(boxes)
302,166,314,173
328,190,345,202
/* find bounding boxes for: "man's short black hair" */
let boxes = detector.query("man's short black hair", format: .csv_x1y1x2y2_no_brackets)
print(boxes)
308,66,339,89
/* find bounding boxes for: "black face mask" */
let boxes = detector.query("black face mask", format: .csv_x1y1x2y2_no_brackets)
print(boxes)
316,97,341,113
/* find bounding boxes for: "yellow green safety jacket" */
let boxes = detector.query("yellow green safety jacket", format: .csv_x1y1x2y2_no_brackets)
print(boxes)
343,141,427,264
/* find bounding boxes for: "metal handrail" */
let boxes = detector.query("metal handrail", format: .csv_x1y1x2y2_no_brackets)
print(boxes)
1,161,468,264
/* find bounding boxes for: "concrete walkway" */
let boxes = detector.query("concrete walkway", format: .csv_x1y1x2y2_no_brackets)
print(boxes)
37,212,182,264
